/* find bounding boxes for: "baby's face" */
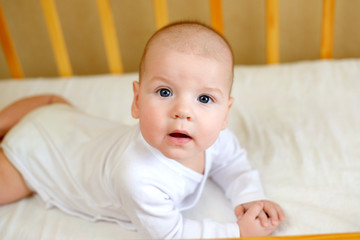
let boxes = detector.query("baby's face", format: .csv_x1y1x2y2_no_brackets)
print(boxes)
132,45,233,163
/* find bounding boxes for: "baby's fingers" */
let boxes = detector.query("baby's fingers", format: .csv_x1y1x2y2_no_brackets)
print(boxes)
265,206,279,226
234,205,246,218
257,211,270,227
244,202,263,219
264,202,286,226
276,204,286,221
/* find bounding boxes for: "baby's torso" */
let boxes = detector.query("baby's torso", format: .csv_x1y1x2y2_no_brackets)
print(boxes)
2,104,209,225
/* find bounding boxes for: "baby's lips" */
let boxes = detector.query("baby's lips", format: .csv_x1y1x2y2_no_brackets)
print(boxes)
167,130,192,145
169,130,192,139
169,132,190,138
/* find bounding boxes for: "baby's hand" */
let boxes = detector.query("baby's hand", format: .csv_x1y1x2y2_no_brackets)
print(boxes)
237,202,276,237
235,200,285,228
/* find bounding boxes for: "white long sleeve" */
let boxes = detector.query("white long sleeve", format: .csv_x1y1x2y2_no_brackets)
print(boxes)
209,129,266,208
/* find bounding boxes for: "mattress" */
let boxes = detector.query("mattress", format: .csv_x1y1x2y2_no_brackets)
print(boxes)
0,59,359,239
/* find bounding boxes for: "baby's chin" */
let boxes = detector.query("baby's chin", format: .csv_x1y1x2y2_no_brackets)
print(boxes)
159,148,203,163
161,150,194,162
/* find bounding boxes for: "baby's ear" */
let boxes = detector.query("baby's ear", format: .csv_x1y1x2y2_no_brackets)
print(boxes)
221,97,234,130
131,81,140,119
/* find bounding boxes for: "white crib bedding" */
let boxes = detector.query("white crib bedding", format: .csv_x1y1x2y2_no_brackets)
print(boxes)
0,59,359,239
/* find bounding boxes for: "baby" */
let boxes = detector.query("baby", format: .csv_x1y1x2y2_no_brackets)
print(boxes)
0,22,285,239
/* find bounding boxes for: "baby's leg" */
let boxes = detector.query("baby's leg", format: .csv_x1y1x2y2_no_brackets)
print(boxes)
0,148,32,205
0,95,71,138
0,95,70,204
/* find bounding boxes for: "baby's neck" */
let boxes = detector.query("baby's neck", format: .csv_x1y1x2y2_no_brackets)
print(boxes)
177,151,205,175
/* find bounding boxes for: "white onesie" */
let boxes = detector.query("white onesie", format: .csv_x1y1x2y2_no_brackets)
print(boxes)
1,104,265,239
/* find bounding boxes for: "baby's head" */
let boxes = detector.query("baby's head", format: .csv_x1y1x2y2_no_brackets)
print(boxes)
132,22,234,163
139,21,234,90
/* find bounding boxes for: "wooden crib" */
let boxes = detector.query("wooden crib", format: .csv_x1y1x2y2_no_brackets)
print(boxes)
0,0,359,239
1,0,360,79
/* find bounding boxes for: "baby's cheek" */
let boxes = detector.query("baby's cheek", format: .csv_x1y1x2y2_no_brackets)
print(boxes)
199,128,221,149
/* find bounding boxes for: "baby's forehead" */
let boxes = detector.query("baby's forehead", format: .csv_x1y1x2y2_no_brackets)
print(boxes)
145,45,233,94
148,25,232,63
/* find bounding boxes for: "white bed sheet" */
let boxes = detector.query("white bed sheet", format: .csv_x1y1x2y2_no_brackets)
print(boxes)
0,59,359,239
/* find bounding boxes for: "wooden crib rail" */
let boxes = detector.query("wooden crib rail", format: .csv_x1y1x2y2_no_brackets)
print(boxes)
40,0,73,77
231,232,360,240
0,3,23,79
209,0,224,35
96,0,123,74
266,0,280,64
153,0,169,30
0,0,337,79
320,0,335,59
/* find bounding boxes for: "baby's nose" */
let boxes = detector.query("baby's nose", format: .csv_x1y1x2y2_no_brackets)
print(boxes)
172,100,192,120
174,112,191,120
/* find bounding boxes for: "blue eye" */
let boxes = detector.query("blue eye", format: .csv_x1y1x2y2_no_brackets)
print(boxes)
198,95,211,104
158,88,172,97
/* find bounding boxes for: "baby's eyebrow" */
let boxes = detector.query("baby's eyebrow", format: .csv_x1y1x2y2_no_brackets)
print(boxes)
149,76,171,85
201,87,224,97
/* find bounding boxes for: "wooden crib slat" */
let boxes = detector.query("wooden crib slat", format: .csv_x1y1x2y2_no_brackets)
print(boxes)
96,0,123,74
153,0,169,30
266,0,280,64
320,0,335,59
40,0,72,77
209,0,224,35
0,4,24,79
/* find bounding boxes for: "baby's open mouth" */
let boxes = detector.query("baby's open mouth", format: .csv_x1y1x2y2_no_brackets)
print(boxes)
169,133,191,139
168,131,192,145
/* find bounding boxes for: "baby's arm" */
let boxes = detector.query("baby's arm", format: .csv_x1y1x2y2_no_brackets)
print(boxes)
209,130,285,235
235,200,285,228
0,95,71,138
237,202,277,237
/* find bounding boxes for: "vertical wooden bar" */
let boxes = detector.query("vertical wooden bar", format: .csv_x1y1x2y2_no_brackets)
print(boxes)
153,0,168,30
209,0,224,35
40,0,72,77
320,0,335,59
96,0,123,74
0,4,24,79
266,0,280,64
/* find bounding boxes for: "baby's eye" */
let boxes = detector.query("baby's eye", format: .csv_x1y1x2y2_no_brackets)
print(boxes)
198,95,212,104
158,88,172,97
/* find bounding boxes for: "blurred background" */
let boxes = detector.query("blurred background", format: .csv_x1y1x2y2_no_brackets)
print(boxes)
1,0,359,79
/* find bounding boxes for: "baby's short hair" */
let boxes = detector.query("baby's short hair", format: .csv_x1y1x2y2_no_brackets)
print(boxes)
139,21,234,86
